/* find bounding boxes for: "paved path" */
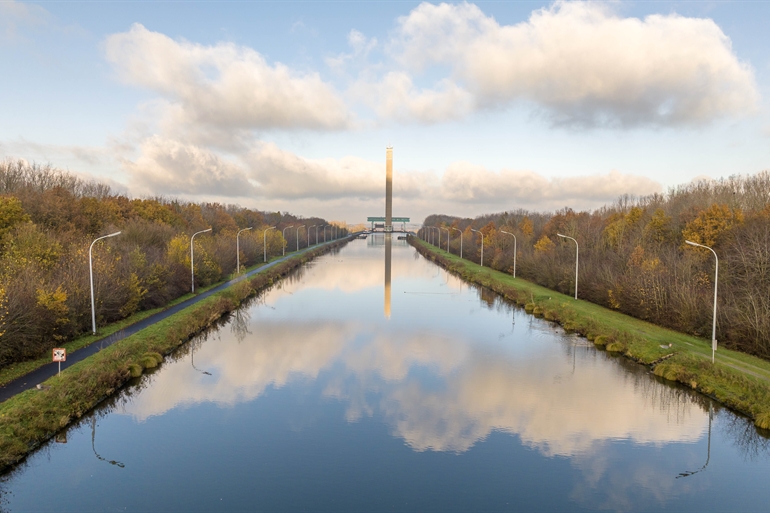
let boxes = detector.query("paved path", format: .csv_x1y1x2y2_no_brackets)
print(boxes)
0,239,347,403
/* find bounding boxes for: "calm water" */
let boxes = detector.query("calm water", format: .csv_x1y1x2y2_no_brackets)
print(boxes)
2,236,770,512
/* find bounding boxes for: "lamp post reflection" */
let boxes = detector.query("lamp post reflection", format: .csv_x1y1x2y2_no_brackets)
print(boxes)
92,416,124,468
191,339,212,376
677,403,713,478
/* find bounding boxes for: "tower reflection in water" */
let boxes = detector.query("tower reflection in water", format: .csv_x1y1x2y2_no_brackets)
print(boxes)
367,232,403,319
385,234,391,319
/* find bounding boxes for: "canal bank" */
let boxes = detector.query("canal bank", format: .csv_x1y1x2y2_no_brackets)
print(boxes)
409,236,770,430
0,236,353,472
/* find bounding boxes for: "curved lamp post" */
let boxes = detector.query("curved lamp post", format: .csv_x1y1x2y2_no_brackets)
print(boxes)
282,226,293,256
500,230,517,278
470,228,483,267
557,234,578,300
308,225,316,246
263,226,275,262
191,228,212,294
323,225,329,243
89,231,121,334
686,240,719,363
236,227,252,275
296,225,305,251
442,228,450,251
450,227,463,258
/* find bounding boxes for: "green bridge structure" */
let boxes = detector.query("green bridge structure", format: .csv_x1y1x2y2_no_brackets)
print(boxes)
367,217,410,232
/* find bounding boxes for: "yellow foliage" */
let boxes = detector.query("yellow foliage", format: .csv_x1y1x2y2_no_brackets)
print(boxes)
628,245,645,267
36,285,70,337
644,209,672,243
682,203,744,247
120,272,147,317
642,257,661,273
167,234,191,267
603,207,646,249
607,290,621,309
0,285,7,338
534,235,555,253
0,196,30,240
519,217,534,236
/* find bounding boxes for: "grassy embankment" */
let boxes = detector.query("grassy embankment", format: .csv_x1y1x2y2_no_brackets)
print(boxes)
0,248,313,387
0,238,350,472
410,237,770,430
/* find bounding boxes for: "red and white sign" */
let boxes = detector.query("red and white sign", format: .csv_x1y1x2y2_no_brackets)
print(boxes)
52,348,66,362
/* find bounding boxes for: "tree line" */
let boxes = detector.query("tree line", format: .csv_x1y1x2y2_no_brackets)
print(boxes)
0,159,348,368
421,172,770,359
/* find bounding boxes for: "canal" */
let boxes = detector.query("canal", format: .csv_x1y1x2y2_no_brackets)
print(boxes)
2,236,770,512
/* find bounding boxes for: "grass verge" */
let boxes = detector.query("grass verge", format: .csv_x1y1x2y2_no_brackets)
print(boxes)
0,238,350,472
410,237,770,429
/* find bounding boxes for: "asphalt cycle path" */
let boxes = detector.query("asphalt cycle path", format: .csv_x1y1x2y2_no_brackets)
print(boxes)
0,239,348,403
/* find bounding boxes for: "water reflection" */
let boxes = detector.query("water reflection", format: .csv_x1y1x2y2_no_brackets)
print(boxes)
385,234,391,319
5,239,770,513
91,416,124,468
120,321,706,457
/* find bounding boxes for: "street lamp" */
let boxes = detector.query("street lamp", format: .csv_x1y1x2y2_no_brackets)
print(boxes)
89,231,121,334
442,228,450,251
263,226,275,262
282,226,293,256
500,230,517,278
470,228,483,267
557,234,578,300
191,228,212,294
236,227,252,275
308,225,316,246
686,240,719,363
324,225,329,242
296,225,305,251
450,227,463,258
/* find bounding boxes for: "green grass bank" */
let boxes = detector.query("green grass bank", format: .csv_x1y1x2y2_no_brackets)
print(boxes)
0,238,351,473
410,237,770,431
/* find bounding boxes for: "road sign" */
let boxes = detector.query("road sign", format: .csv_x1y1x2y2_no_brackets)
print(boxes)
52,348,66,362
52,348,66,376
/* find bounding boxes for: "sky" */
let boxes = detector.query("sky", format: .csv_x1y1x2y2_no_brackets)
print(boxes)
1,0,769,224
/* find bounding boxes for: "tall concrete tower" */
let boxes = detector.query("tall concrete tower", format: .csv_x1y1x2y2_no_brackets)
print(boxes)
385,146,393,232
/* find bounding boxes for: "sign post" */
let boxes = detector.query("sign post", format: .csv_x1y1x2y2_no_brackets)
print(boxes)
52,348,66,376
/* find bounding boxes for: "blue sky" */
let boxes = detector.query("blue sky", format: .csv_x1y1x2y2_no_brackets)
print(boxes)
2,1,769,223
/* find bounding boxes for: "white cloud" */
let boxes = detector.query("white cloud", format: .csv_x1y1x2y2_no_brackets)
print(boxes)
125,136,254,197
386,1,758,127
123,138,433,202
351,72,474,123
0,0,50,42
441,162,662,205
121,134,658,217
104,23,352,142
326,29,378,74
